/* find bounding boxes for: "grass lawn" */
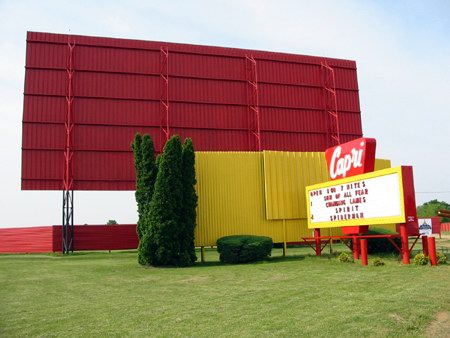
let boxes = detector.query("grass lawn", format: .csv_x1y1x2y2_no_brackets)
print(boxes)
1,245,449,337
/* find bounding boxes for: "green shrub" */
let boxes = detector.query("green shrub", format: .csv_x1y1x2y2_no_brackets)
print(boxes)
217,235,273,263
372,258,385,266
413,253,428,266
348,227,401,254
337,252,353,263
437,252,447,265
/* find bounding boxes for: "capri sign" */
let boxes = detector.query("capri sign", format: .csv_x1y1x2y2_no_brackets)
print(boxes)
306,166,417,229
325,137,376,180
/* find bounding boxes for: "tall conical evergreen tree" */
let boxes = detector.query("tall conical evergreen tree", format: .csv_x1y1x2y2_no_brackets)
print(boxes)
140,134,158,225
144,135,184,266
131,133,157,240
180,138,198,265
131,133,157,265
131,133,144,238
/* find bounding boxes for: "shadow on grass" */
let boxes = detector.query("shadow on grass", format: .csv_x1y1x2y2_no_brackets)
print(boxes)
193,253,320,268
137,254,312,269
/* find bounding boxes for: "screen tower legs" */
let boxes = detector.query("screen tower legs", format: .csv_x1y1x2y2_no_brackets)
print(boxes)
62,190,74,253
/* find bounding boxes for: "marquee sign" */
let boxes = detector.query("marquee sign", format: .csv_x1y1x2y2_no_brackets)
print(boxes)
306,166,417,229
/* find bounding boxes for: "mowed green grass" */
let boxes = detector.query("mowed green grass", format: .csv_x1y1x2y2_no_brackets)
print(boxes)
1,246,449,338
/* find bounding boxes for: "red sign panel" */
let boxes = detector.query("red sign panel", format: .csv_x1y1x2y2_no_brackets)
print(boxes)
325,137,376,181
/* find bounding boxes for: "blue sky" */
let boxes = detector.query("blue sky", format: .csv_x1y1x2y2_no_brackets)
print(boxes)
0,0,449,227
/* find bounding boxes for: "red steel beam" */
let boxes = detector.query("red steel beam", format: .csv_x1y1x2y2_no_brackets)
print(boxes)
245,55,261,151
321,61,341,147
63,40,75,191
160,47,170,147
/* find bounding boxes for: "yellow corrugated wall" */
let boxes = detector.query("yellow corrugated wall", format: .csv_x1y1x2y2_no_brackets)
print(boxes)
195,152,283,246
194,151,393,247
263,151,329,220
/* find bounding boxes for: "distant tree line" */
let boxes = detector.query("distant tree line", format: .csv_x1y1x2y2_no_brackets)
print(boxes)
132,134,198,267
417,199,450,223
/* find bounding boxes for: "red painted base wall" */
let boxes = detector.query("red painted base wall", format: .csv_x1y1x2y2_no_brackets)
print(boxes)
0,225,138,253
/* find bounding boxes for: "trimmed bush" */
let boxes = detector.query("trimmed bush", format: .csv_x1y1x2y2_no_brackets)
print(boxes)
413,253,428,266
217,235,273,263
437,252,447,265
372,258,385,266
337,252,353,263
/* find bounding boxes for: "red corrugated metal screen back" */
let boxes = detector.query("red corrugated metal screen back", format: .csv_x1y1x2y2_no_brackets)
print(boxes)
22,31,363,190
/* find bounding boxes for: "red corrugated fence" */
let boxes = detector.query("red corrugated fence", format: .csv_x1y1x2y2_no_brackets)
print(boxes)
0,226,54,253
0,225,138,253
441,223,450,232
3,223,447,254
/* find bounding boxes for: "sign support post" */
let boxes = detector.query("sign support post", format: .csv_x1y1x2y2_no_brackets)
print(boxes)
428,237,437,266
314,228,321,256
352,235,359,260
422,235,429,256
399,224,410,264
360,239,368,265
